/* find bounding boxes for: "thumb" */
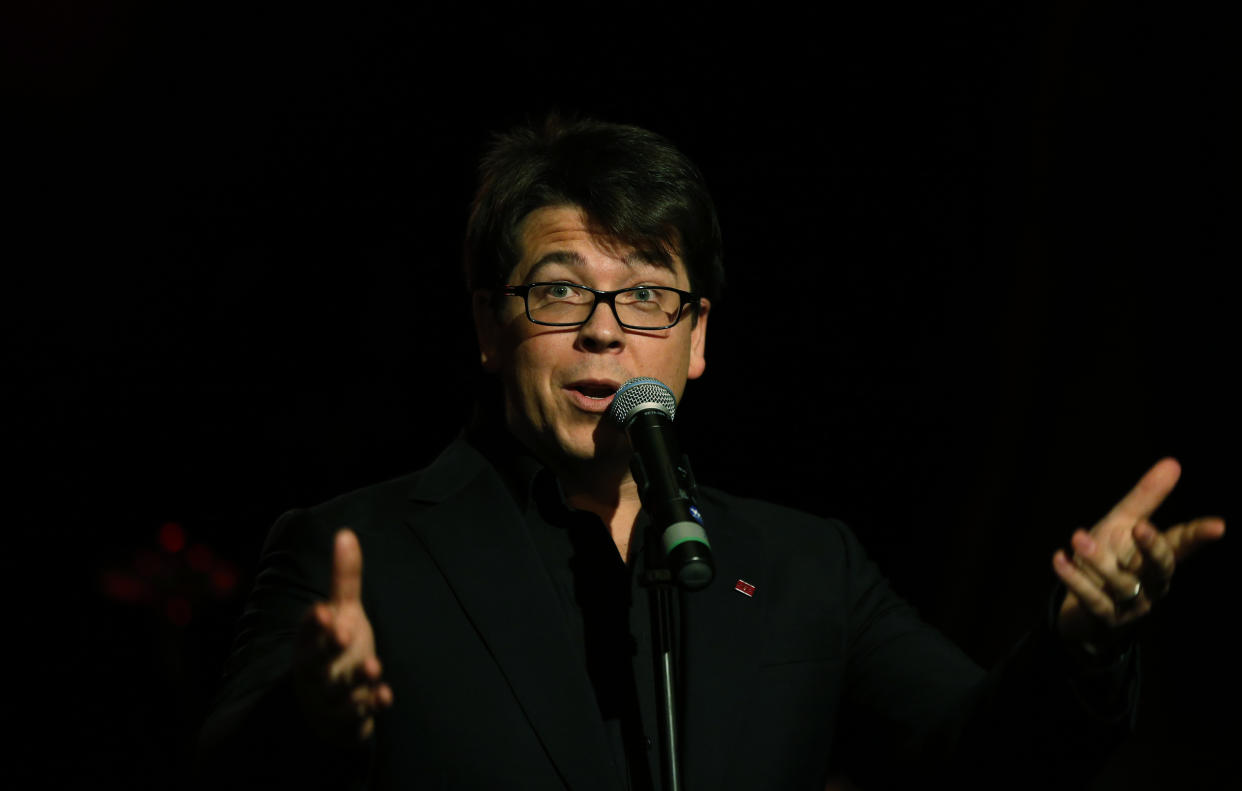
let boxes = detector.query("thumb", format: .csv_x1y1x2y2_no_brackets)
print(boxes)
331,528,364,605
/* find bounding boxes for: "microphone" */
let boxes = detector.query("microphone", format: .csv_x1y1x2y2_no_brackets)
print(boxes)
608,377,714,590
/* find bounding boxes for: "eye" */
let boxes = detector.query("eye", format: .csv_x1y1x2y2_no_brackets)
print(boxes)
618,286,671,312
528,283,590,307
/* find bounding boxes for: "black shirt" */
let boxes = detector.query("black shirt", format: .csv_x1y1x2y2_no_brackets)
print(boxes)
473,428,666,790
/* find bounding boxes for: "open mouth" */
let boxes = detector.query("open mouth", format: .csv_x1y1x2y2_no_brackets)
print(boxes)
570,383,617,400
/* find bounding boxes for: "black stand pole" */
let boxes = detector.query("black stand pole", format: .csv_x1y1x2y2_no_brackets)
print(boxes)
644,527,682,791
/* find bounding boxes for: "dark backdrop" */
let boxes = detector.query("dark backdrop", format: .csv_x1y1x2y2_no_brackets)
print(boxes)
8,2,1236,788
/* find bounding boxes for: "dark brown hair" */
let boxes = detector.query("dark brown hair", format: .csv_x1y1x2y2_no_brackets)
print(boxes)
464,114,724,305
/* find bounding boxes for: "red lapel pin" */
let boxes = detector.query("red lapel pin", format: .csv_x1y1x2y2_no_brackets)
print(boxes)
734,579,756,597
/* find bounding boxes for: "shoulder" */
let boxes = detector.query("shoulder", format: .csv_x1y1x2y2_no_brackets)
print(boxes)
697,485,863,559
693,485,883,603
263,435,499,552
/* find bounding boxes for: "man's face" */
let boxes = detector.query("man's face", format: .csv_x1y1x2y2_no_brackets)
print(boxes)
473,204,709,468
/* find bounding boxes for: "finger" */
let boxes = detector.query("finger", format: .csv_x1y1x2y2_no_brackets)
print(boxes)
362,655,383,683
1132,522,1175,598
298,602,344,660
345,684,387,740
1115,520,1153,572
321,678,376,722
335,654,381,686
1069,530,1154,616
350,682,379,709
1054,550,1117,622
302,600,352,656
301,600,333,639
376,682,394,708
1070,540,1147,611
1070,530,1107,587
328,652,371,691
331,528,364,605
335,660,388,708
1103,457,1181,527
1071,555,1105,589
1164,516,1227,562
334,618,354,649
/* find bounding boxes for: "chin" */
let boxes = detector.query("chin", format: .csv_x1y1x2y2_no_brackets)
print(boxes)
555,426,628,465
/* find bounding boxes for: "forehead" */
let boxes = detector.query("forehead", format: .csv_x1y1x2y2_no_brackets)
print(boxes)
511,205,687,285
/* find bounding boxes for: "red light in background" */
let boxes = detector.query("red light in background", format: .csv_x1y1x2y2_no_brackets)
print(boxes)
158,522,186,553
100,522,243,618
210,565,238,596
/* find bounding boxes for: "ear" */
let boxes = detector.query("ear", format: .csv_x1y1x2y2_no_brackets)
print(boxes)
686,298,709,380
472,289,501,373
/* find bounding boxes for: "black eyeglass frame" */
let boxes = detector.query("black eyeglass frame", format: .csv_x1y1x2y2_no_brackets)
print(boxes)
501,282,701,330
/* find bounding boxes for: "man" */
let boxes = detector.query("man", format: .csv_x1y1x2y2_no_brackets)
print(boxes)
199,116,1224,789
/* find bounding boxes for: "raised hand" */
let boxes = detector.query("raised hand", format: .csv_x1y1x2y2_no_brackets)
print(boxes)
293,528,394,742
1053,458,1225,651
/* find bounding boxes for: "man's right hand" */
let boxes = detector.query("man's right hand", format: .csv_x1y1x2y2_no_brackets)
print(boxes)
293,528,394,743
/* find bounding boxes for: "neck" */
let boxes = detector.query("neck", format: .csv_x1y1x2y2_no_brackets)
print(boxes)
555,455,644,562
484,404,645,561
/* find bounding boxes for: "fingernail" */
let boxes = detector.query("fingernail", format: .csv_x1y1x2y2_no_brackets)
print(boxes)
1073,532,1096,553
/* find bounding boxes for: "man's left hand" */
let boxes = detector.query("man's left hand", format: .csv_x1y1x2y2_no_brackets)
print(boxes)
1053,458,1225,653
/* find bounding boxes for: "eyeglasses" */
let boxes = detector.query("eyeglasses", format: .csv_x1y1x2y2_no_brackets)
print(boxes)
501,282,699,330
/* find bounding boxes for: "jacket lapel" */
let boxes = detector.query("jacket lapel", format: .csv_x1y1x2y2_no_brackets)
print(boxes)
404,438,625,791
680,499,764,791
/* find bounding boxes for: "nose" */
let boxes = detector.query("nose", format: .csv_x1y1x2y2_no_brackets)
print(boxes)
576,297,625,353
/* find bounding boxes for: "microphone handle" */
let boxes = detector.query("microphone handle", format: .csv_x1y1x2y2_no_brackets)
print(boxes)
626,410,714,590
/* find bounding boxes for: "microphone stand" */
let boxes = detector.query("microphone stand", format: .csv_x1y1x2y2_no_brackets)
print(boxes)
612,378,714,790
642,526,683,791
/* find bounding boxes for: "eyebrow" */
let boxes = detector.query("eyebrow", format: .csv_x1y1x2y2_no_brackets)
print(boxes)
525,250,674,280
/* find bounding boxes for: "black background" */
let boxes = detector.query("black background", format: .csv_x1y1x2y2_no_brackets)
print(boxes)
7,1,1237,788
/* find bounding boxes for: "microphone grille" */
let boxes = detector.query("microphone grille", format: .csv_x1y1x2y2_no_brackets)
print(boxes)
608,377,678,428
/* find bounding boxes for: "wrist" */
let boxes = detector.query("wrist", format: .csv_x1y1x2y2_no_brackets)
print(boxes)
1052,583,1132,667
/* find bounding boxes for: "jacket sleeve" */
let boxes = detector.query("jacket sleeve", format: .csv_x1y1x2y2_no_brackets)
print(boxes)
195,508,374,790
831,519,1138,789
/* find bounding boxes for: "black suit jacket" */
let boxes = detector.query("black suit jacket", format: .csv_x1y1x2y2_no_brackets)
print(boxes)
199,435,1135,789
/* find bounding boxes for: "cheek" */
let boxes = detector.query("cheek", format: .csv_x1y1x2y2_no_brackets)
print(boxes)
653,343,694,393
507,341,558,410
